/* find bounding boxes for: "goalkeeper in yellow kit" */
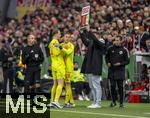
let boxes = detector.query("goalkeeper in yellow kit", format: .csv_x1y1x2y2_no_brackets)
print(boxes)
49,30,65,108
61,33,75,107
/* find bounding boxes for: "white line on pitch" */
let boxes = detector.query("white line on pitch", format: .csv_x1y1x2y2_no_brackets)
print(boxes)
51,109,149,118
144,113,150,114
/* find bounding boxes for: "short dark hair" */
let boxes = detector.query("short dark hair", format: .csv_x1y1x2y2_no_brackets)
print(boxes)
74,61,78,64
52,29,60,36
143,64,147,69
115,35,122,41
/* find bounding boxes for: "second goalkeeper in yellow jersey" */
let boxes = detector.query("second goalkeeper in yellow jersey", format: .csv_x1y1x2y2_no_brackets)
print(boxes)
49,30,65,108
61,33,75,107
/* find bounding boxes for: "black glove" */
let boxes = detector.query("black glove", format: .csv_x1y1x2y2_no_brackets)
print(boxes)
59,45,63,50
59,39,64,43
25,54,30,59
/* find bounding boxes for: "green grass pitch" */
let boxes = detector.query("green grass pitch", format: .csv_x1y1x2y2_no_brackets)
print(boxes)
50,100,150,118
0,99,150,118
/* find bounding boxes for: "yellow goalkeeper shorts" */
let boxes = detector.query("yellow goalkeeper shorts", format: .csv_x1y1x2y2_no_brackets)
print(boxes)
52,69,65,80
64,72,73,83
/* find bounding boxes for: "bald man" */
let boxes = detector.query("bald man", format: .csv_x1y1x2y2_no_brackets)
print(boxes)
22,34,44,93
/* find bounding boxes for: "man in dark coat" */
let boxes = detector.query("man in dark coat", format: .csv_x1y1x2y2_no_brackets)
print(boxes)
80,27,105,108
0,40,14,93
105,36,129,107
0,42,3,92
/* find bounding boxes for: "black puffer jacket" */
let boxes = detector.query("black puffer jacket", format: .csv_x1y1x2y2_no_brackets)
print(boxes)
80,30,105,75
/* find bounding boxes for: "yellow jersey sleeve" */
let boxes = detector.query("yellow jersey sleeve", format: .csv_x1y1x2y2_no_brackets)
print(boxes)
62,42,74,55
49,39,65,71
49,39,61,57
72,69,85,82
62,42,74,72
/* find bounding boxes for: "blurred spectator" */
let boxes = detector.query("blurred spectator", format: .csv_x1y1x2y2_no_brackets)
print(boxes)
132,81,145,91
0,39,14,93
145,39,150,52
140,31,150,52
140,64,148,80
14,66,25,93
0,41,3,93
130,79,149,92
0,0,150,55
71,62,90,101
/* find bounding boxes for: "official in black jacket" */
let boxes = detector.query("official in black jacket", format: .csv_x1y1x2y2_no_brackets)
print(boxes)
105,36,129,107
22,34,44,93
80,27,105,108
0,40,14,93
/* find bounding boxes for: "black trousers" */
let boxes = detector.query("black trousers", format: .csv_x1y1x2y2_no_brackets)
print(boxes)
2,68,13,93
110,79,124,104
25,67,41,93
72,81,90,96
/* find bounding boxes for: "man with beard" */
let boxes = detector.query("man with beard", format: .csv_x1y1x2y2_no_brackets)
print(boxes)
105,36,129,107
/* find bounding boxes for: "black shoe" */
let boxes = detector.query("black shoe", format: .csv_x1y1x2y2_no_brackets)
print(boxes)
119,104,124,108
110,102,116,107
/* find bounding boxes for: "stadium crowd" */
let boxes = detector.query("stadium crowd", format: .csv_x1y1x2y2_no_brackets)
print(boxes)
0,0,149,56
0,0,149,104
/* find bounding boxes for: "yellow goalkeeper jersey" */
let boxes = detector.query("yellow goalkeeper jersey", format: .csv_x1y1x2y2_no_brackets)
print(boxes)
72,69,85,83
49,38,65,71
62,42,74,73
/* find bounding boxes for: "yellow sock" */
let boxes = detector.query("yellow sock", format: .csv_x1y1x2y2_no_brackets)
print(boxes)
69,89,74,104
65,85,70,104
51,83,57,102
65,84,74,104
54,84,63,102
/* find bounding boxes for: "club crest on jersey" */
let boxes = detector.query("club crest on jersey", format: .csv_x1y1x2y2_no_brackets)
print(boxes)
119,51,123,54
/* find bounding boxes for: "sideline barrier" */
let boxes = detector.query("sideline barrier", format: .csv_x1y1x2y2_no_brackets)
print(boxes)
73,55,135,80
42,54,137,80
